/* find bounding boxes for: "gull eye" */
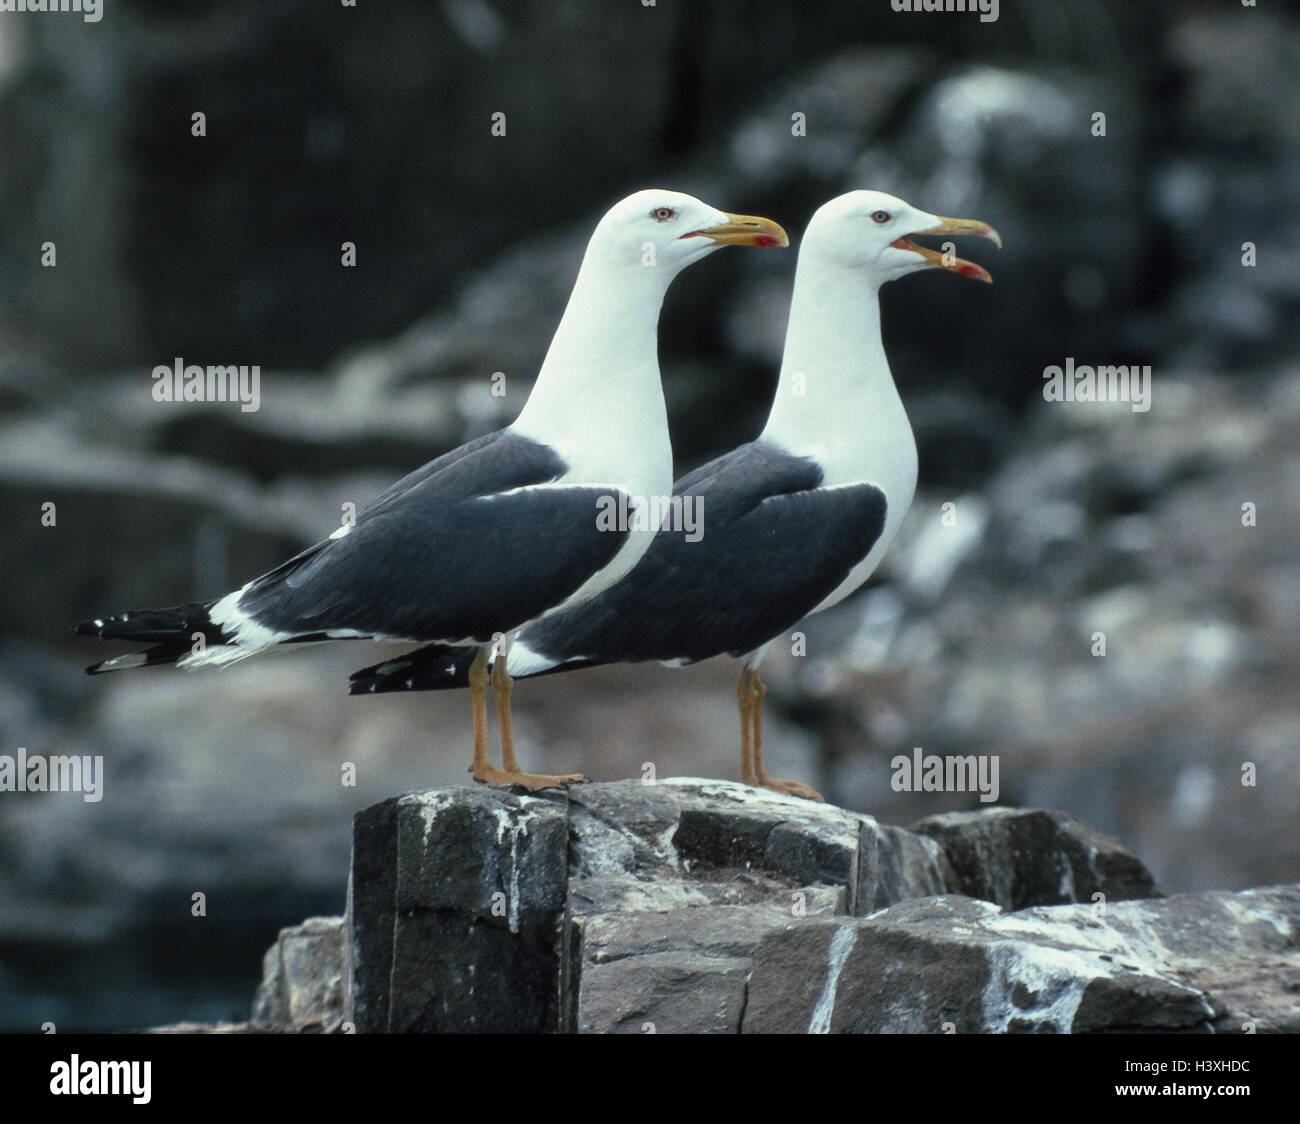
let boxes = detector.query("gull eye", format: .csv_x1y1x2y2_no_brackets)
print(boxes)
871,210,892,224
651,206,677,222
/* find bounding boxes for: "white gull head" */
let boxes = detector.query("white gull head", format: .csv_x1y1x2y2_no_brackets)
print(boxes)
800,189,1001,286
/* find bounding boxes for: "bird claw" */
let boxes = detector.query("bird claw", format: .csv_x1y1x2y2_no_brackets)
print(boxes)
470,766,587,792
748,775,824,801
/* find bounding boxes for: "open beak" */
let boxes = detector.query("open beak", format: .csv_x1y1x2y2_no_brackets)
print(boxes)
893,216,1002,283
684,212,789,250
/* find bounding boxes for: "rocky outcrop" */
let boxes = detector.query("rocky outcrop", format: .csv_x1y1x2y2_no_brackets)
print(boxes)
913,806,1161,910
251,916,347,1033
342,779,968,1032
743,887,1300,1033
234,779,1300,1034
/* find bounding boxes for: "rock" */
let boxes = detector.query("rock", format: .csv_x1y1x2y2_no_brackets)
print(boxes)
251,916,346,1032
860,821,953,914
575,899,844,1035
148,1021,268,1034
343,779,962,1033
564,780,869,1032
327,780,1212,1034
743,885,1300,1033
565,778,954,918
914,807,1162,910
347,788,570,1033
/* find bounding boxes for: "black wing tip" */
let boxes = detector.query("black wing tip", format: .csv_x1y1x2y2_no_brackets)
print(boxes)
71,611,140,639
84,659,125,675
347,657,409,695
347,662,418,695
347,646,479,694
347,672,418,695
83,642,191,675
84,652,148,675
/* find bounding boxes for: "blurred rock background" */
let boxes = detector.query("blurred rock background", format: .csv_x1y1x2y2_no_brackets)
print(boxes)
0,0,1296,1029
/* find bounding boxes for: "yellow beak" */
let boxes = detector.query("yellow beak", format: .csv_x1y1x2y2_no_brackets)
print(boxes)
893,216,1002,283
684,212,790,249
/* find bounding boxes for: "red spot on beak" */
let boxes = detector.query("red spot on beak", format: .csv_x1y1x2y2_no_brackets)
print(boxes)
958,261,993,283
753,234,781,249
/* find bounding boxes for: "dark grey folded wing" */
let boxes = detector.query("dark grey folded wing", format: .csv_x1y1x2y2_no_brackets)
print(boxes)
522,439,887,664
233,428,631,643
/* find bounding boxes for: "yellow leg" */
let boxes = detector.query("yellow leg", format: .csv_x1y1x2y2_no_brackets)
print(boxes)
468,646,492,779
468,645,586,792
739,666,823,801
493,648,520,774
738,666,757,785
